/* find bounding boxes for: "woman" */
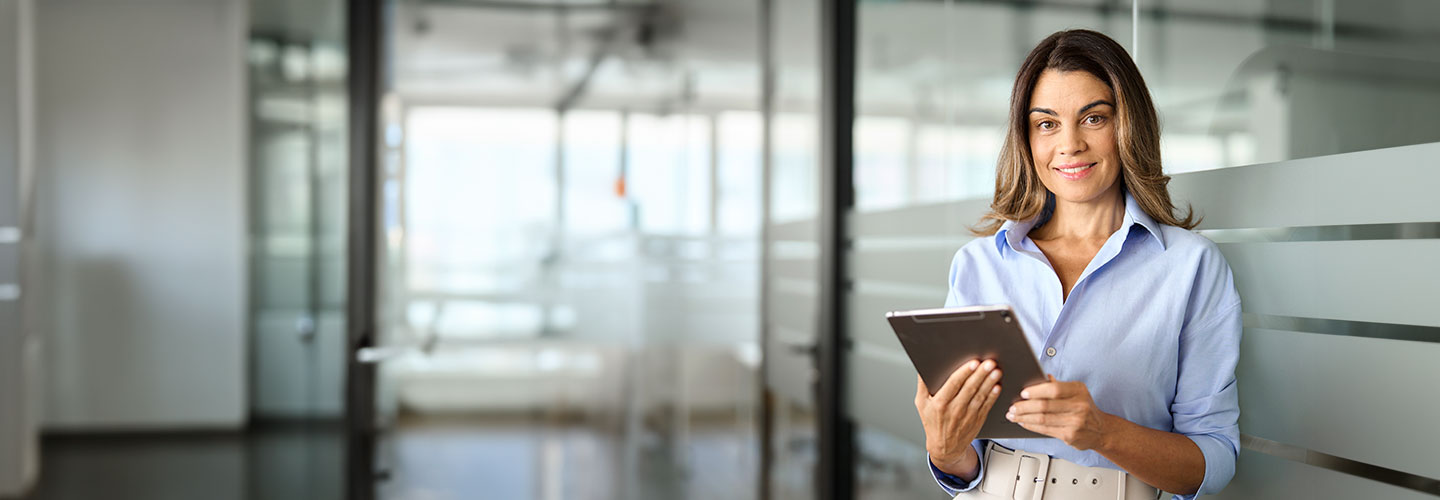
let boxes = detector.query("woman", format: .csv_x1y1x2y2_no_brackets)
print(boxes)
914,30,1241,500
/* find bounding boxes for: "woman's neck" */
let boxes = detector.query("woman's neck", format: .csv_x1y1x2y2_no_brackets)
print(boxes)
1031,186,1126,241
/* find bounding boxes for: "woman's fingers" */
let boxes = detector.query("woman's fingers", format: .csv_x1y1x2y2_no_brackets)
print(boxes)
914,374,927,409
968,367,1002,412
1015,420,1064,437
1020,379,1077,400
933,359,978,403
952,360,995,411
1007,408,1049,425
983,384,1001,409
1019,382,1054,400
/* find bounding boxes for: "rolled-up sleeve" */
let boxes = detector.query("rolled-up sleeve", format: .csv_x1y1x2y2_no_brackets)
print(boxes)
928,440,988,495
1170,246,1243,499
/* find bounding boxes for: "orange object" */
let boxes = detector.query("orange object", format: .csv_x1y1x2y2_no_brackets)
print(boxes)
614,177,627,198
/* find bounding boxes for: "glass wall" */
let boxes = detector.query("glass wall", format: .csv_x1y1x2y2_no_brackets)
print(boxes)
763,0,825,497
248,0,349,420
843,1,1440,499
0,0,36,494
372,1,764,498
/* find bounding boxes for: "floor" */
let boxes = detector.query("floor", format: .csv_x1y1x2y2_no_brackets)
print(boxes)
19,415,755,500
22,421,344,500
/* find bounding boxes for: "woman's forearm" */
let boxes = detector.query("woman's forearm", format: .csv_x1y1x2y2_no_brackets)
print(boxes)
1096,413,1205,495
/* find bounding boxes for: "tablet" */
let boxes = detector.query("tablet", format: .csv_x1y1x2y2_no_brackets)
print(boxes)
887,305,1048,439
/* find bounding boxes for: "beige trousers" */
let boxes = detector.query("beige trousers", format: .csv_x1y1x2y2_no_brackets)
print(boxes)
953,442,1160,500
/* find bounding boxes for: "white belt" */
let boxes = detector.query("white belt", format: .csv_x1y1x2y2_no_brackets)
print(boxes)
968,442,1160,500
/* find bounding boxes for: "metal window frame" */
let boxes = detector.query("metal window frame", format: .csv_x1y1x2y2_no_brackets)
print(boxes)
755,0,775,497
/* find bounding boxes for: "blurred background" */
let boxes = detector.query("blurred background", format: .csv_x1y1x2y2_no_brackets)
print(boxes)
1,0,1438,499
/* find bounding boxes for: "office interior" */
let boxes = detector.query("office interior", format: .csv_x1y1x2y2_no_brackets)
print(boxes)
1,0,1438,498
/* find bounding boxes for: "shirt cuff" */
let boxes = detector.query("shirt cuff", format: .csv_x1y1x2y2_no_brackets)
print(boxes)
927,440,988,495
1171,433,1237,499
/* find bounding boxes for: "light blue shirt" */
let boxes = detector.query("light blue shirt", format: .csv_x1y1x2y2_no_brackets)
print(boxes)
928,192,1241,499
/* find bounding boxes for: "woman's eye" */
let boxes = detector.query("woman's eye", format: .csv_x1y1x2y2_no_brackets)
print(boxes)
1037,121,1056,130
1084,115,1105,125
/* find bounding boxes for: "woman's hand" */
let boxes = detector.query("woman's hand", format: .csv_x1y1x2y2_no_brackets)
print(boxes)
914,359,1003,479
1005,375,1113,451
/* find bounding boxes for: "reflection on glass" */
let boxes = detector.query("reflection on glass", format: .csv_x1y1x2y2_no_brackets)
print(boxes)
770,113,820,222
1147,1,1440,170
765,0,823,498
563,111,626,238
405,107,557,295
247,20,348,419
626,113,712,236
855,1,1134,210
718,111,763,236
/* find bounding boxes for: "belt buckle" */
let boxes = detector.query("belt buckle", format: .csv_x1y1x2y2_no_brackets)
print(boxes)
1012,448,1051,500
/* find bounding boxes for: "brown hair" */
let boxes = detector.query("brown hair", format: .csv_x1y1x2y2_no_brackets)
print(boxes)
972,29,1196,236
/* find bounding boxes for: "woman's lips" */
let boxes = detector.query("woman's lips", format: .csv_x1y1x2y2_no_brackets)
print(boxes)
1054,162,1095,181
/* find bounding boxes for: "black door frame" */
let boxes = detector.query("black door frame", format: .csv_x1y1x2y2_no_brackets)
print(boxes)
816,0,857,499
757,0,857,499
345,0,383,498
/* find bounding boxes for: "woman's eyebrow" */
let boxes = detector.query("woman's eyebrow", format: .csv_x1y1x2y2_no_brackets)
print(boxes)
1027,99,1114,117
1079,99,1115,114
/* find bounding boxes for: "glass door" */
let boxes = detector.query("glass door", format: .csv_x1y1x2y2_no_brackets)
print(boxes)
763,0,824,498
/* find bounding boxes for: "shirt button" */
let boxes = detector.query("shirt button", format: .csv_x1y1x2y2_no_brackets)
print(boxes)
1046,347,1057,357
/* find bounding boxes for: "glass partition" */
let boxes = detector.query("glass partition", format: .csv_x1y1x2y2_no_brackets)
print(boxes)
373,1,764,498
845,1,1440,499
1143,1,1440,171
247,0,349,421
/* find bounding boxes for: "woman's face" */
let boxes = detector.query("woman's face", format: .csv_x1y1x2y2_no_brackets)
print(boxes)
1027,69,1122,205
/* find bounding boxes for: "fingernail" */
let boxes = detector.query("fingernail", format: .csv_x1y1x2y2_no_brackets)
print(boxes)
1020,390,1030,399
981,360,995,370
989,370,1001,380
965,360,978,370
1005,412,1014,421
991,386,1000,394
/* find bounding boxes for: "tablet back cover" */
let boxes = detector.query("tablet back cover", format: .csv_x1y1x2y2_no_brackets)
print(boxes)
888,306,1048,439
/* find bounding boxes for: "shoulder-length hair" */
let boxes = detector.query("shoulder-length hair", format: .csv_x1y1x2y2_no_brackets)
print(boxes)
973,29,1197,236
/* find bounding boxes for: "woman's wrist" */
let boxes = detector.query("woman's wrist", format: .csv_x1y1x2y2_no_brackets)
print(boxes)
933,444,981,482
1095,412,1128,454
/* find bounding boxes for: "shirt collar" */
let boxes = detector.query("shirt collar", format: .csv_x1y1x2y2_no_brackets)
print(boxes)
1124,191,1167,250
994,191,1166,259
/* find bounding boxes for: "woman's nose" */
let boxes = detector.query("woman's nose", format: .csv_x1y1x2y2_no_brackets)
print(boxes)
1057,128,1087,156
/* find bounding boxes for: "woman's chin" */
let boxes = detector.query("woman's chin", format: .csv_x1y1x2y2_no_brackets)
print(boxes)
1047,180,1121,206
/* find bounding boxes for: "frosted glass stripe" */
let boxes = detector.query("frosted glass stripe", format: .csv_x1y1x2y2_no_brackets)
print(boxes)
770,257,817,281
1218,239,1440,327
1170,142,1440,230
847,246,955,285
1212,449,1436,500
768,290,816,334
846,290,932,349
1241,434,1440,496
1238,327,1440,479
765,326,816,407
847,198,990,238
847,346,924,445
768,218,817,241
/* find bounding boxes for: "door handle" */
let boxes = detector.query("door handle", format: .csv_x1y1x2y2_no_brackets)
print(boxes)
780,339,818,358
355,345,413,364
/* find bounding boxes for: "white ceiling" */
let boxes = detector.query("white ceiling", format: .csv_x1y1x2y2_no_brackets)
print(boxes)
353,0,1440,115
